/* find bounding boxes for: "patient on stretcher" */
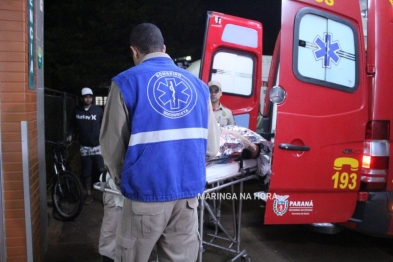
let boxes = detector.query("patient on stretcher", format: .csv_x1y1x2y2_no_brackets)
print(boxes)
207,125,273,181
212,125,272,158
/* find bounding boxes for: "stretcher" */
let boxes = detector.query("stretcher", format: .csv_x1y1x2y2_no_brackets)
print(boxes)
93,157,262,262
199,157,259,262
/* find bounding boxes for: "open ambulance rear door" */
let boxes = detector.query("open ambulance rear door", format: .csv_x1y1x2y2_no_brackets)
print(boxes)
199,11,263,130
201,0,368,225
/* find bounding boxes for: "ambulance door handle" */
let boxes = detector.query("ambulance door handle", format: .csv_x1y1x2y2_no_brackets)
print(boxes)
278,143,310,151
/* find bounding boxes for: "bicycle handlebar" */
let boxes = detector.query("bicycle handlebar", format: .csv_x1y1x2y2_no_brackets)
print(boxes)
45,140,72,144
45,140,76,154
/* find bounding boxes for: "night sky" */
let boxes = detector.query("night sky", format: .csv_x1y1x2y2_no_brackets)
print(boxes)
44,1,282,91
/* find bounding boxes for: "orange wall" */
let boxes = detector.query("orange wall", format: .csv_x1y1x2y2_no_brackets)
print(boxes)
0,0,43,261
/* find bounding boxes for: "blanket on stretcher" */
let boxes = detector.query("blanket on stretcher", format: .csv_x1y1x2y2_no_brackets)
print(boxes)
207,125,273,184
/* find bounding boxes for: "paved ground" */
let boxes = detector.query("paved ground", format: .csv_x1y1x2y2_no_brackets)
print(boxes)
45,189,104,262
44,180,284,262
44,180,393,262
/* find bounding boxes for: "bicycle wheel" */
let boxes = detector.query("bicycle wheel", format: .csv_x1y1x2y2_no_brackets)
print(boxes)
52,171,85,221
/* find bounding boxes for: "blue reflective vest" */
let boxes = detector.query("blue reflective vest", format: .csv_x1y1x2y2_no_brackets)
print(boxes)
113,55,209,202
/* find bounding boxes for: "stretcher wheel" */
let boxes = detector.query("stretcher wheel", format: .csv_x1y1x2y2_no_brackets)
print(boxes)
241,255,251,262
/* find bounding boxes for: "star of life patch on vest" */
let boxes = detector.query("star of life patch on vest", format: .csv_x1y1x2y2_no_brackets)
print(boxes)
147,71,198,119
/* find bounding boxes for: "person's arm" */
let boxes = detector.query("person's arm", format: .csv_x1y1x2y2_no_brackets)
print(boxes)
206,99,220,160
66,108,77,142
99,81,130,187
98,105,104,127
228,110,236,125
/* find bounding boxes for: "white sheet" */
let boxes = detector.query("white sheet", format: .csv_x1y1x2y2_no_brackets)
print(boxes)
205,159,257,184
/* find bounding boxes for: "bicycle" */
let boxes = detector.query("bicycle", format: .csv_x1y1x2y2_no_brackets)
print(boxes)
46,140,85,221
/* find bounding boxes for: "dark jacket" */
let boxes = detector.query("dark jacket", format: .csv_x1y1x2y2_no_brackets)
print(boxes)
67,104,103,147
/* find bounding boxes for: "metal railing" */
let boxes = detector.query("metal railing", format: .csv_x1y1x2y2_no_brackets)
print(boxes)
44,88,80,182
44,88,78,141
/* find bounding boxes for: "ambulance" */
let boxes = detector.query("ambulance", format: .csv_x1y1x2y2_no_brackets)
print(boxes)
198,0,393,236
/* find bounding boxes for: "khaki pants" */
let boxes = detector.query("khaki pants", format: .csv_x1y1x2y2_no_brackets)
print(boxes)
99,192,122,260
115,197,199,262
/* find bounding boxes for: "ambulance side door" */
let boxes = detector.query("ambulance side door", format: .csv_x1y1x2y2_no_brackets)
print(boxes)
264,0,367,224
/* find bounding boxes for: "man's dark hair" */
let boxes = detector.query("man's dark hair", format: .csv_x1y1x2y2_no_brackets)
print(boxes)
129,23,165,54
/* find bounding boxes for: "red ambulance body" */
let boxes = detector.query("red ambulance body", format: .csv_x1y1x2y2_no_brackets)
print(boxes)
199,0,393,236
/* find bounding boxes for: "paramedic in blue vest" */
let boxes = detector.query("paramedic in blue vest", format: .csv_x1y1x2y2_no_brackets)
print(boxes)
208,80,235,126
99,23,220,262
67,87,104,205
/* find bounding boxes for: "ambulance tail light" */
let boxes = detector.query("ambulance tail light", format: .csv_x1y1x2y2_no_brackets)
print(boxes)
361,121,390,191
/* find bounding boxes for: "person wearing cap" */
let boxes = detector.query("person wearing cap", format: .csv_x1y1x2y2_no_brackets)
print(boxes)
67,87,104,205
208,80,235,126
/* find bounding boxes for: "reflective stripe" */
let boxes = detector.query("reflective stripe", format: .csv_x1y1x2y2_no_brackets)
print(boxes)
129,128,208,146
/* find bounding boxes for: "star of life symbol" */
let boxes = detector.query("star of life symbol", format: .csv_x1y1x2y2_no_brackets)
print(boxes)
313,33,341,68
148,71,197,119
158,78,190,110
273,195,289,216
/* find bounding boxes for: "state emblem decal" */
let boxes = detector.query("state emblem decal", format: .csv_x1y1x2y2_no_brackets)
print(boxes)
273,195,289,216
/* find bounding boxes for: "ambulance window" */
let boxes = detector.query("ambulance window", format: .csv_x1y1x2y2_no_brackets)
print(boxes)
293,9,359,92
221,24,258,48
209,51,254,96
